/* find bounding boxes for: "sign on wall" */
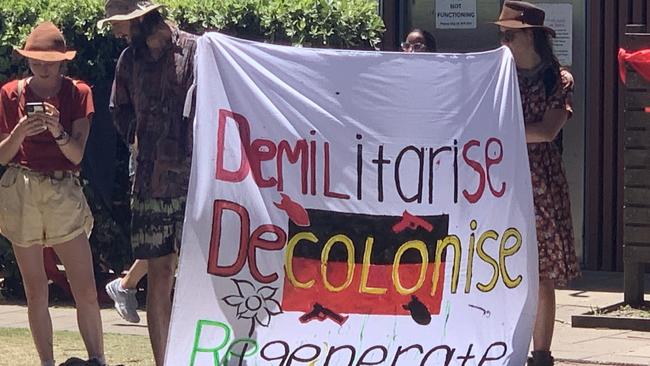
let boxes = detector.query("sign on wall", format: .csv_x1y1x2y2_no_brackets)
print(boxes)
166,33,538,366
436,0,477,29
537,3,573,66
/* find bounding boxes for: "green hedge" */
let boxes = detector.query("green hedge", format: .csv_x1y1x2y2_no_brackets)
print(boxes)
0,0,384,84
0,0,384,300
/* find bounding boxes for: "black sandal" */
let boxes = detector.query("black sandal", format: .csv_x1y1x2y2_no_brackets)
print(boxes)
527,351,554,366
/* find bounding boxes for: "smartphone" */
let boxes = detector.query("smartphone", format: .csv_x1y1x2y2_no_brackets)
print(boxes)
25,102,45,116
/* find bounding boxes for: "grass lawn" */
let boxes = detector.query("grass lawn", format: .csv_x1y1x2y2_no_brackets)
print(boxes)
0,328,153,366
0,328,610,366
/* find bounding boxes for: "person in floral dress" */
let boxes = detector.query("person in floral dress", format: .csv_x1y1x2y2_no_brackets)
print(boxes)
494,2,580,366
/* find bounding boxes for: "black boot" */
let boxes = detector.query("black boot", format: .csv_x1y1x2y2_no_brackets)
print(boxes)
527,351,554,366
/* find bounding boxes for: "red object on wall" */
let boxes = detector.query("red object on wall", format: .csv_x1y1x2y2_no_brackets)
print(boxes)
619,48,650,84
43,248,72,298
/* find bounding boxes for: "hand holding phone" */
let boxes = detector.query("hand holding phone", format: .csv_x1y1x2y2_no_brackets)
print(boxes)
13,115,47,139
40,102,63,137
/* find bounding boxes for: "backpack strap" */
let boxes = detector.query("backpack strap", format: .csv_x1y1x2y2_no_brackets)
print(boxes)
67,78,82,97
17,78,25,100
16,78,27,114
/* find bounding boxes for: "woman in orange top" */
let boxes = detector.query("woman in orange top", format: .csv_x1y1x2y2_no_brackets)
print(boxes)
0,22,105,366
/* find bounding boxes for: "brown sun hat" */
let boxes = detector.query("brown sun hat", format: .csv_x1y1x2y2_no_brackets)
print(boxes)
15,22,76,62
493,1,556,37
96,0,165,29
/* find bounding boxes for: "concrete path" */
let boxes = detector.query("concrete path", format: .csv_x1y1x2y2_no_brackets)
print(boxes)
0,304,148,336
551,271,650,365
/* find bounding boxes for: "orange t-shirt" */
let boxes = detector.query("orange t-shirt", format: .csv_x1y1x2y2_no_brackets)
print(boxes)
0,77,94,172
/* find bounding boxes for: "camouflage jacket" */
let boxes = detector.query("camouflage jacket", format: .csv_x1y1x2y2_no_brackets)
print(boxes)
111,26,196,199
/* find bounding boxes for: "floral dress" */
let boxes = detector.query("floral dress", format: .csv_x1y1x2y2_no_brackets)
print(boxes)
518,64,580,287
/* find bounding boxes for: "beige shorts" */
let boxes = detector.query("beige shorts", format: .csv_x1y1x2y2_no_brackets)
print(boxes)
0,166,93,247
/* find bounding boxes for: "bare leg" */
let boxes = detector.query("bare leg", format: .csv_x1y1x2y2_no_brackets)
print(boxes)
147,253,177,366
53,234,104,360
120,259,148,289
533,279,556,351
12,244,54,363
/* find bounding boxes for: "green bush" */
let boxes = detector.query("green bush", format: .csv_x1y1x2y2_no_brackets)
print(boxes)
0,0,384,299
0,0,384,85
161,0,384,47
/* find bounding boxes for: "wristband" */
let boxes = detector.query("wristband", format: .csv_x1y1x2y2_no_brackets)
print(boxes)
54,130,68,141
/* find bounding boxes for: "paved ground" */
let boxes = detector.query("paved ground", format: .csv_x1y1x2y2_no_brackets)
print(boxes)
0,303,149,336
551,271,650,366
1,270,649,365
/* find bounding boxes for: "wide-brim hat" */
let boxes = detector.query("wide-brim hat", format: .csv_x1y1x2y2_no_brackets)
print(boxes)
97,0,165,29
15,22,76,62
493,1,556,37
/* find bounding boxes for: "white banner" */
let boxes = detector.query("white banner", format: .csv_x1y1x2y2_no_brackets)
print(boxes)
167,33,538,366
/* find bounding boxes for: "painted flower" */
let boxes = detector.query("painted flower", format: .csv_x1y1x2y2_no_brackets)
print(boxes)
222,279,283,329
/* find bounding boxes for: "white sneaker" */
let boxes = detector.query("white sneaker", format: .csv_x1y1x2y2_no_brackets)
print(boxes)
105,278,140,323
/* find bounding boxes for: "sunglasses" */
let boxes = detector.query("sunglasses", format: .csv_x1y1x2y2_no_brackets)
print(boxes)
401,42,427,52
498,29,521,43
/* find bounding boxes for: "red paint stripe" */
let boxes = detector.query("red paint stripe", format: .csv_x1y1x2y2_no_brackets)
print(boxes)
282,259,445,315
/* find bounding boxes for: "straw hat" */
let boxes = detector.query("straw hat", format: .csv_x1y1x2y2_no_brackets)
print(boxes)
97,0,165,29
15,22,76,62
493,1,556,37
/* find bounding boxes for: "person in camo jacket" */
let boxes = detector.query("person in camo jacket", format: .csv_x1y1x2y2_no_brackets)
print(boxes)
97,1,197,364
